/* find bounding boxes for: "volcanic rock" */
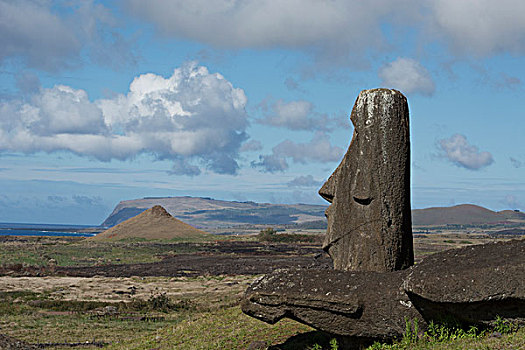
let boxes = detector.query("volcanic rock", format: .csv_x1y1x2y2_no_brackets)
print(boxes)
319,88,413,272
0,334,38,350
404,239,525,327
241,239,525,340
90,205,207,241
242,268,419,341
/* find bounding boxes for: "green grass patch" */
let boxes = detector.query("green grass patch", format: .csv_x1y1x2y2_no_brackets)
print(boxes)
367,318,524,350
105,306,312,350
0,238,215,268
0,289,196,346
257,227,323,244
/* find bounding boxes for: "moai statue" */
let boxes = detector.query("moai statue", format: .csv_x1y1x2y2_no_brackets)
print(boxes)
319,88,413,272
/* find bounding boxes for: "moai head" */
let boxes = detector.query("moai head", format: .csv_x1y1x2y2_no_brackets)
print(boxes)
319,88,413,272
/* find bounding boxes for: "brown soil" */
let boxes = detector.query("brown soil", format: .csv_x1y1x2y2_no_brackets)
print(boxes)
0,275,255,303
0,241,332,278
91,205,207,241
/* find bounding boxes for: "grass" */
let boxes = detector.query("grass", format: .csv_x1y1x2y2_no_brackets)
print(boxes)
0,236,224,268
365,327,525,350
366,318,524,350
105,306,312,350
0,288,314,349
1,235,523,349
257,227,324,244
0,290,190,345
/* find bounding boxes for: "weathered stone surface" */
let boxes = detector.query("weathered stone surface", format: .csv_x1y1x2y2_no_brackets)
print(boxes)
319,88,413,272
242,268,422,340
404,239,525,327
241,239,525,340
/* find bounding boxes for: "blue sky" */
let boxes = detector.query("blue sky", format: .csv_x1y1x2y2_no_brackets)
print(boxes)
0,0,524,224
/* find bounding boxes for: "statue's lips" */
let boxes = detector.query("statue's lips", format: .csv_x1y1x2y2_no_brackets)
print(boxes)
353,196,373,205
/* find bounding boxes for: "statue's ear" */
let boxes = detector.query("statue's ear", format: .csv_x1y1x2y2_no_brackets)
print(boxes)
319,163,341,203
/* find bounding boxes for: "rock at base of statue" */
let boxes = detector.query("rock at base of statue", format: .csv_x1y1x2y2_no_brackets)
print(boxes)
319,88,413,272
241,239,525,341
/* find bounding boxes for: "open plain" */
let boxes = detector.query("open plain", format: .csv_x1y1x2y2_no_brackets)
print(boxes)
0,227,524,349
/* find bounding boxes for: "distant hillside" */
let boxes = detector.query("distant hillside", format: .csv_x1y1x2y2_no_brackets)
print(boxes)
92,205,207,241
101,197,524,229
101,196,328,229
412,204,525,226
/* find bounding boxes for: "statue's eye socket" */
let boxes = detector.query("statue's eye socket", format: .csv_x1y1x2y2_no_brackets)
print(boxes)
353,196,373,205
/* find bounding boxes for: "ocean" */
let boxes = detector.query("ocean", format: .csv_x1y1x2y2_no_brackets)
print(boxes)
0,222,101,237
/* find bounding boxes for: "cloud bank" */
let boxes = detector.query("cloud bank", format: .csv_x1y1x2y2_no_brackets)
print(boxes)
125,0,525,66
438,134,494,170
0,0,135,71
379,58,435,96
258,100,314,130
252,132,344,172
429,0,525,56
257,99,348,131
0,63,249,175
287,175,322,188
4,1,525,77
125,0,409,67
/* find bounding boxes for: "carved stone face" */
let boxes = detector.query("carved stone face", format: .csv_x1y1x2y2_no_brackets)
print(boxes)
319,88,413,272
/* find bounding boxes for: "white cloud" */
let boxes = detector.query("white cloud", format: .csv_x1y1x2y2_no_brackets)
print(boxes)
240,140,263,152
251,154,289,173
125,0,525,70
273,132,344,164
438,134,494,170
252,132,344,172
168,158,201,177
429,0,525,56
257,99,347,131
379,58,435,96
0,0,135,71
0,0,79,70
258,100,314,130
125,0,411,67
287,175,322,188
15,71,41,93
0,63,249,175
4,0,525,76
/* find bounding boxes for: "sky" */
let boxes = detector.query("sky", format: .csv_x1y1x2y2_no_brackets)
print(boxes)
0,0,524,225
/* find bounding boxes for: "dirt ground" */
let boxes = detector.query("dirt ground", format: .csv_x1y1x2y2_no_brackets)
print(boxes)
0,274,255,303
0,240,332,278
0,240,332,348
0,234,521,349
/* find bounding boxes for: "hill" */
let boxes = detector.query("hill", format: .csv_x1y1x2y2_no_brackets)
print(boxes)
101,197,525,229
412,204,525,226
101,196,328,229
91,205,207,241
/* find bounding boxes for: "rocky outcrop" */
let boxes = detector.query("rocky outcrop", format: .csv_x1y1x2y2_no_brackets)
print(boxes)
319,88,413,272
241,239,525,340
